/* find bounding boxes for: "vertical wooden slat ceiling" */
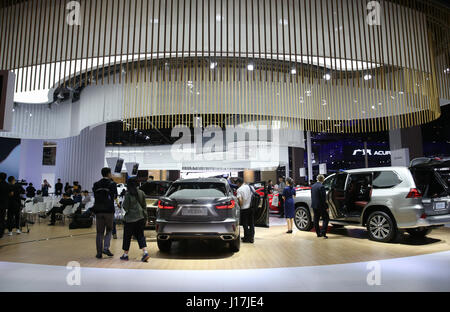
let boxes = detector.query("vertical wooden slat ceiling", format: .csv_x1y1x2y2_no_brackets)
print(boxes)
0,0,448,133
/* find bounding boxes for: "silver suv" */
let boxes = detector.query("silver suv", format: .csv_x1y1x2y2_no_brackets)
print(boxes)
294,158,450,242
156,178,241,252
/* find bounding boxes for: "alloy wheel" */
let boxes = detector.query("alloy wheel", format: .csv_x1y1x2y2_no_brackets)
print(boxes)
369,215,391,240
295,209,309,230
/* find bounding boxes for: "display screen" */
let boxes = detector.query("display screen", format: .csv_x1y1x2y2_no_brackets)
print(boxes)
114,158,124,173
132,163,139,175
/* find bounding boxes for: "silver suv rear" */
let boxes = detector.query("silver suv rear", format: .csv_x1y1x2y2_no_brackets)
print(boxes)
156,178,241,252
294,158,450,242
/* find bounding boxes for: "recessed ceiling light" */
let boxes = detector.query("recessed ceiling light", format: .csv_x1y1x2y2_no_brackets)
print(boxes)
210,62,217,69
216,14,224,22
247,64,254,71
323,73,331,81
363,74,372,80
291,68,297,75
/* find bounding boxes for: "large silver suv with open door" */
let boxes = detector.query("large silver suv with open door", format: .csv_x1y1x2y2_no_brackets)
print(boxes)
155,178,241,252
294,158,450,242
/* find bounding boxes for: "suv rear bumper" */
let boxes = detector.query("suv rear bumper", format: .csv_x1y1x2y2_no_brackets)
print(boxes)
156,218,239,241
403,214,450,229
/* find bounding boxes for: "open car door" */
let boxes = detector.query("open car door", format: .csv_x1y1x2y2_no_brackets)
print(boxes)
410,157,450,217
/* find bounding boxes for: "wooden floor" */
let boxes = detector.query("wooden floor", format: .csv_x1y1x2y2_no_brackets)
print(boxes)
0,219,449,270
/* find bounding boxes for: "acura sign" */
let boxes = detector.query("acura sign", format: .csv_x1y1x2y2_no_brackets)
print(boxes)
352,149,391,156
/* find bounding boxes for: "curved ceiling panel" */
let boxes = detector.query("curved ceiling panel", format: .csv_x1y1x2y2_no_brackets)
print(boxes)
0,0,448,134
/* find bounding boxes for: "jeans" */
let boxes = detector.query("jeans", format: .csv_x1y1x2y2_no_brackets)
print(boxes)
122,219,147,251
241,208,255,241
95,213,114,254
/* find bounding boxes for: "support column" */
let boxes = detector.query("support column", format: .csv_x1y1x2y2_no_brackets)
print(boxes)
55,125,106,191
291,147,305,184
389,126,423,167
306,131,313,182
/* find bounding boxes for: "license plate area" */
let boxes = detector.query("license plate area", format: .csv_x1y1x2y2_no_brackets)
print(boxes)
181,207,208,216
433,201,447,212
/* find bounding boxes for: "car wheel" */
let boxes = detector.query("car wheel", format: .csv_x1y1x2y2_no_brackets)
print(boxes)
406,228,432,239
366,211,397,243
157,239,172,252
294,206,313,231
229,235,240,252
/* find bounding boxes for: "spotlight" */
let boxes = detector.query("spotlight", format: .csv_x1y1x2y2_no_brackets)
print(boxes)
323,73,331,81
247,64,254,71
210,62,217,69
363,74,372,80
290,68,297,75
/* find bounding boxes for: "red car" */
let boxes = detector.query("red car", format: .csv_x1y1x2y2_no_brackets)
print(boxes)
255,186,311,213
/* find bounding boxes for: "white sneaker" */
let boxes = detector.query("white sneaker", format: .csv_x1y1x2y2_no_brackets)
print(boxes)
8,232,13,236
16,229,21,234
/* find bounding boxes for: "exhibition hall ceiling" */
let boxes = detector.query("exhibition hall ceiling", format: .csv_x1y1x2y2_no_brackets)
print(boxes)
0,0,449,135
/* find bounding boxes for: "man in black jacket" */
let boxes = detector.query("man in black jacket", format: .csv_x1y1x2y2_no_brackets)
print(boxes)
0,173,9,238
311,175,329,239
92,167,118,259
7,176,25,235
54,179,63,196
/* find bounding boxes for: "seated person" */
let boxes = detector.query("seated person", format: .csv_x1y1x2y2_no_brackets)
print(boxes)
75,190,92,214
73,190,82,204
40,193,75,226
33,190,44,204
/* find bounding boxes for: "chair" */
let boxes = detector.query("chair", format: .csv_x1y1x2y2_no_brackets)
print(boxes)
36,202,46,223
72,203,80,214
60,205,74,225
23,202,35,223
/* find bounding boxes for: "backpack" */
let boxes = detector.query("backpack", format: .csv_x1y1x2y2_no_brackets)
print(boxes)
69,214,93,229
92,181,115,213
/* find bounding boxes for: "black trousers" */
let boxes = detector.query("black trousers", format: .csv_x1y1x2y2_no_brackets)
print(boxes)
47,206,64,224
0,207,6,237
122,219,147,251
313,208,330,236
279,196,285,216
241,208,255,240
7,206,21,232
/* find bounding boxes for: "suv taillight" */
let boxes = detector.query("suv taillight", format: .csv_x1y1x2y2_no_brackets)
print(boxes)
157,200,175,209
406,188,422,198
216,200,235,209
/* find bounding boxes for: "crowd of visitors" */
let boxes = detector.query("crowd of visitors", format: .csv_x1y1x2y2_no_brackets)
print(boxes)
1,169,330,262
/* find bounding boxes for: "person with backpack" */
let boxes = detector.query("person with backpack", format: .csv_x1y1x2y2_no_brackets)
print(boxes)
282,177,296,234
92,167,118,259
119,177,150,262
236,177,255,244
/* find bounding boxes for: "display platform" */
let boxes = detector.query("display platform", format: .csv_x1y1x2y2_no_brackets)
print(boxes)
0,217,449,271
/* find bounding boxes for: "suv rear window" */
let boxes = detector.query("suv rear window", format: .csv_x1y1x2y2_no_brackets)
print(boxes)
140,182,171,196
373,171,402,189
167,182,227,199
